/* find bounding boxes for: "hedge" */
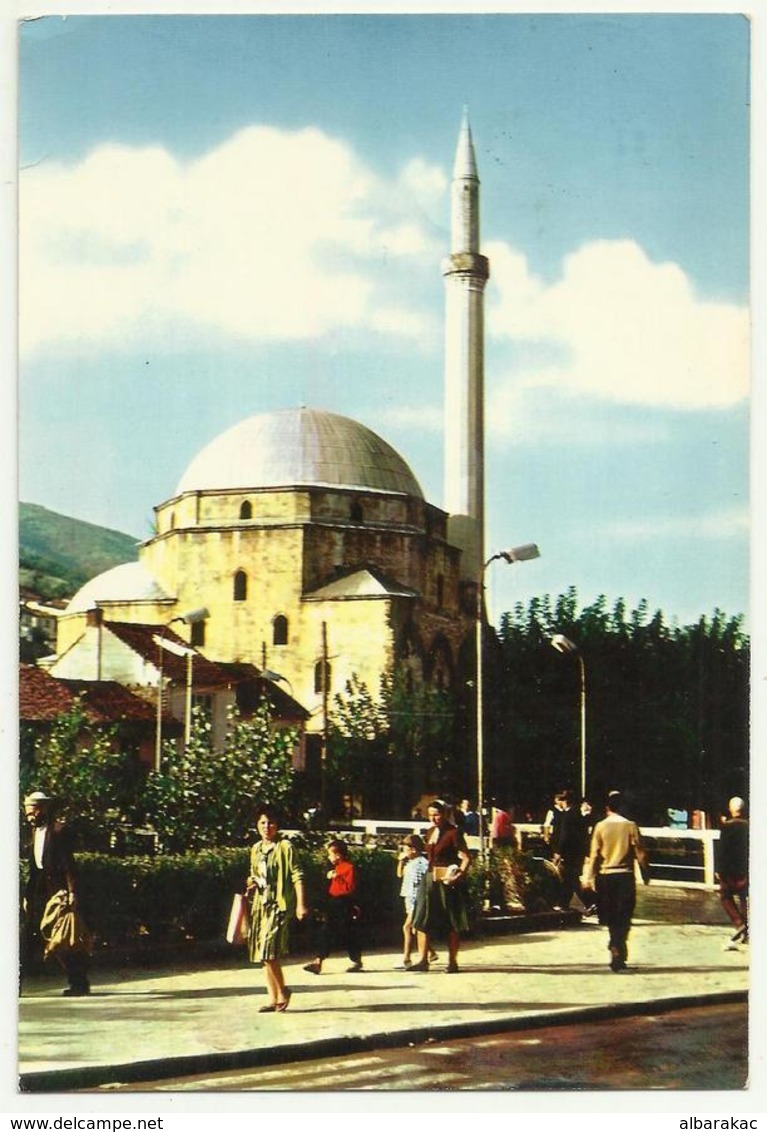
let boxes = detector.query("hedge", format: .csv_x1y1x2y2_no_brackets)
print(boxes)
20,842,557,959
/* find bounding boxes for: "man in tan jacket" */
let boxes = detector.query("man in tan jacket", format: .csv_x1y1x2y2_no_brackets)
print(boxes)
582,791,650,972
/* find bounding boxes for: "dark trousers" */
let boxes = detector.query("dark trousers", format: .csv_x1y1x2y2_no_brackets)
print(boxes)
314,896,361,964
596,872,636,964
719,876,748,933
560,856,588,908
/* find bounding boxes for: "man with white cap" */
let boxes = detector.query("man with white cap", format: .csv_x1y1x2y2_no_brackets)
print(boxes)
717,796,749,949
22,791,91,995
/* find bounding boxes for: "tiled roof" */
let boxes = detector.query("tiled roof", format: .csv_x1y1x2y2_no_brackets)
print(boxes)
19,665,180,730
104,622,233,686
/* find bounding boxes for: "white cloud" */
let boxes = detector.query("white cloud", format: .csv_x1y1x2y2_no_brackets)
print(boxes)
488,238,749,410
19,126,442,355
377,404,444,433
606,504,749,542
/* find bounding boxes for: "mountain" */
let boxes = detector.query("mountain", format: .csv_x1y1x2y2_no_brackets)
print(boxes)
19,502,140,601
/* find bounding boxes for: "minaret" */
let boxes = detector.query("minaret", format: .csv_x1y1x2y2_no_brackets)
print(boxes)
443,109,490,585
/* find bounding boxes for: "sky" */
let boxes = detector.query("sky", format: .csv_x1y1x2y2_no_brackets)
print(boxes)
15,10,752,630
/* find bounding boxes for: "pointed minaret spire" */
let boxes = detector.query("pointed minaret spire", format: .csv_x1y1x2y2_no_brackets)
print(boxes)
443,111,490,584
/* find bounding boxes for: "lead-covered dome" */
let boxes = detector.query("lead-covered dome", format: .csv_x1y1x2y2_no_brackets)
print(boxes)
176,407,424,499
66,562,170,613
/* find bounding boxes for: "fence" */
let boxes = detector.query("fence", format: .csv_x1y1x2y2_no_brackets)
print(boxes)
333,819,721,889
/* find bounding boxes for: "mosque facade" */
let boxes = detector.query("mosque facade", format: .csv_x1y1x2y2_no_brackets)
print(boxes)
52,114,489,765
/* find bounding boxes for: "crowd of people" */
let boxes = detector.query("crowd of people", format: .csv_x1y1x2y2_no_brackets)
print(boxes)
21,786,748,1008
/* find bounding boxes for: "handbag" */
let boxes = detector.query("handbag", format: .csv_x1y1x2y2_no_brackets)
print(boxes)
40,889,93,959
226,892,251,945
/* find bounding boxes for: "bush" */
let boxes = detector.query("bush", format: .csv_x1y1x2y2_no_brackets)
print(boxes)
21,842,554,961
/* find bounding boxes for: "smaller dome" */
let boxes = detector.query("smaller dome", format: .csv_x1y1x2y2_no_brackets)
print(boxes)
66,562,170,614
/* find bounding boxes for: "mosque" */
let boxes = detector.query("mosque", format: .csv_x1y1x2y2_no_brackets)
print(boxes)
49,114,491,781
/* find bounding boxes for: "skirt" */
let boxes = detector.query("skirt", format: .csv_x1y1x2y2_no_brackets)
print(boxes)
248,897,290,963
411,872,469,938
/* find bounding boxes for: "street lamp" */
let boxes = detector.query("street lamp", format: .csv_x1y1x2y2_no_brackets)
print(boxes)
476,543,540,860
153,607,209,769
550,633,587,799
261,668,295,696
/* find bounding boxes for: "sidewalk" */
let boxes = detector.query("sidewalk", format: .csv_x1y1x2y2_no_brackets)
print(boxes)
18,917,749,1092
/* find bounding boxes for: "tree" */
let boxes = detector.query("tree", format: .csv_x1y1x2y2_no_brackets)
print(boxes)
494,592,749,823
20,699,142,849
327,665,455,817
139,703,298,851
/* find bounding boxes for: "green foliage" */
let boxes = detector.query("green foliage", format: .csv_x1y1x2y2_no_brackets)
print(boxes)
486,848,561,914
19,502,139,600
139,703,298,851
327,665,455,816
494,589,749,821
20,700,142,848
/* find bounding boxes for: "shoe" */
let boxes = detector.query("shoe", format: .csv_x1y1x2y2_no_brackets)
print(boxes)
609,956,627,972
408,959,429,972
275,990,292,1012
258,1002,277,1013
394,959,412,970
346,962,363,973
446,962,459,973
62,985,91,997
582,906,597,917
303,961,322,975
731,926,747,943
428,950,439,963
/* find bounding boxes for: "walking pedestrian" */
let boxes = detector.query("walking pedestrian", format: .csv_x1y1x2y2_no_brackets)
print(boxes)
22,791,91,996
550,789,594,913
303,839,363,975
394,833,429,969
716,796,748,949
410,799,471,973
582,791,650,972
246,807,309,1012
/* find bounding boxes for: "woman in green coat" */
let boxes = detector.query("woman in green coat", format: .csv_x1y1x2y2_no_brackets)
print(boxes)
246,806,308,1012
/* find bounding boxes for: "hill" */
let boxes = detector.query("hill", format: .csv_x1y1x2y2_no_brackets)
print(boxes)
19,502,140,601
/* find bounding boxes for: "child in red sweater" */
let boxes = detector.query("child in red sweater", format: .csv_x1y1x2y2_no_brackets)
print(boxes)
303,839,363,974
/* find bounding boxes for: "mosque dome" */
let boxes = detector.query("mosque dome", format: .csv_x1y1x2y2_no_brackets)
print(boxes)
175,407,424,500
66,561,170,614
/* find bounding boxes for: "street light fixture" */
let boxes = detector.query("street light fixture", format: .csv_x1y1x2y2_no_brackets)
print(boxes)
261,668,295,696
550,633,587,799
476,543,540,861
154,607,210,768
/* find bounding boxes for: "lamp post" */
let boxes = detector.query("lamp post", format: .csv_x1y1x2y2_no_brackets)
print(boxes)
476,543,540,861
550,633,586,799
153,607,209,769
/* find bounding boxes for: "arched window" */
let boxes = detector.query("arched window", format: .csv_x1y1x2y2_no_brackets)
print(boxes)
273,615,288,646
350,501,364,523
314,659,331,695
233,570,248,601
239,500,252,520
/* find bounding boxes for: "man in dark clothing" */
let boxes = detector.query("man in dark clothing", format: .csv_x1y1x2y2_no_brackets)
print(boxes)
22,791,91,995
717,796,748,948
551,789,593,913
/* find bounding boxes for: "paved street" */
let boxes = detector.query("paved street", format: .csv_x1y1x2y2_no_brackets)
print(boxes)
18,885,750,1094
93,1002,747,1092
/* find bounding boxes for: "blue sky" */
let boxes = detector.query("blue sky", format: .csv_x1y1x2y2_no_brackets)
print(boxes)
16,11,751,628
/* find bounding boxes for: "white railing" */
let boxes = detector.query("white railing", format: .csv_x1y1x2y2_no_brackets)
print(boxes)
328,820,721,889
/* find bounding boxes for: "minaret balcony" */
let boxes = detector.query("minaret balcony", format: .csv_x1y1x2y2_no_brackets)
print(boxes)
441,252,490,281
